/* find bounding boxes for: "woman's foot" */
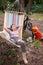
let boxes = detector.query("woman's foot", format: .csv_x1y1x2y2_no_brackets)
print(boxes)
23,58,28,64
22,53,28,64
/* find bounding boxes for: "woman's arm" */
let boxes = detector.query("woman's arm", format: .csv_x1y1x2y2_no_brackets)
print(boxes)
4,27,11,33
18,26,22,32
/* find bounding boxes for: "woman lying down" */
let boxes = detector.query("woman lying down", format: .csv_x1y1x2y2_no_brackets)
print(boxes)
4,24,28,64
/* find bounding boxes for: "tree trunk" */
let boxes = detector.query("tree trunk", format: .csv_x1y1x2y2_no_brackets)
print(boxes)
19,0,25,12
2,0,5,12
26,0,33,12
20,0,24,7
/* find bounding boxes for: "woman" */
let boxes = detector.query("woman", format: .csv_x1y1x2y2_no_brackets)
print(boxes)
4,24,28,64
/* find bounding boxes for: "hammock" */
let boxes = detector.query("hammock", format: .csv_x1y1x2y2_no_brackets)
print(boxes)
0,11,25,48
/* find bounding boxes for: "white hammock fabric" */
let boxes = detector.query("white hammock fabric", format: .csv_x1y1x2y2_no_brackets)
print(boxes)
1,11,25,39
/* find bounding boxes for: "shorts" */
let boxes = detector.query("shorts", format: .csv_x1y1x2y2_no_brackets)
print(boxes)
10,37,24,44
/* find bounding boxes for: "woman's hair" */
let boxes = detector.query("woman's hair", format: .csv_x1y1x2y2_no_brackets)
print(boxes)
8,24,14,31
8,24,18,31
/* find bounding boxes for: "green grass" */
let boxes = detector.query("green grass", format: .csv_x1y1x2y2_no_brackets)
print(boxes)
29,13,43,20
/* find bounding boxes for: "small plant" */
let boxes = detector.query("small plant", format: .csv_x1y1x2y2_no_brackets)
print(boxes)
34,39,40,48
4,49,18,58
17,63,20,65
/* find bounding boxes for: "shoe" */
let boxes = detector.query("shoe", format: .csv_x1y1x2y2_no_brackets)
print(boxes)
26,37,33,43
22,53,28,64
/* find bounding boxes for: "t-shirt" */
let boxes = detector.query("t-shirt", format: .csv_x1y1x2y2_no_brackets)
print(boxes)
9,30,24,43
9,30,19,38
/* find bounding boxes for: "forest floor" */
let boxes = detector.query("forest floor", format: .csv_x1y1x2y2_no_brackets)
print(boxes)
0,14,43,65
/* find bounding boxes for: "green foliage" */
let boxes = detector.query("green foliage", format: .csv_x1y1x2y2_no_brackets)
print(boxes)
0,10,3,14
31,4,43,13
0,0,2,9
0,0,43,12
35,0,43,4
6,1,18,11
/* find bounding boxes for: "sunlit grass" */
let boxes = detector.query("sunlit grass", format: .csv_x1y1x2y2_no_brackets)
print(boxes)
29,13,43,20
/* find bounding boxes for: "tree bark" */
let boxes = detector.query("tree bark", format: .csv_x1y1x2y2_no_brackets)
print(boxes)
19,0,25,12
2,0,6,12
26,0,34,11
